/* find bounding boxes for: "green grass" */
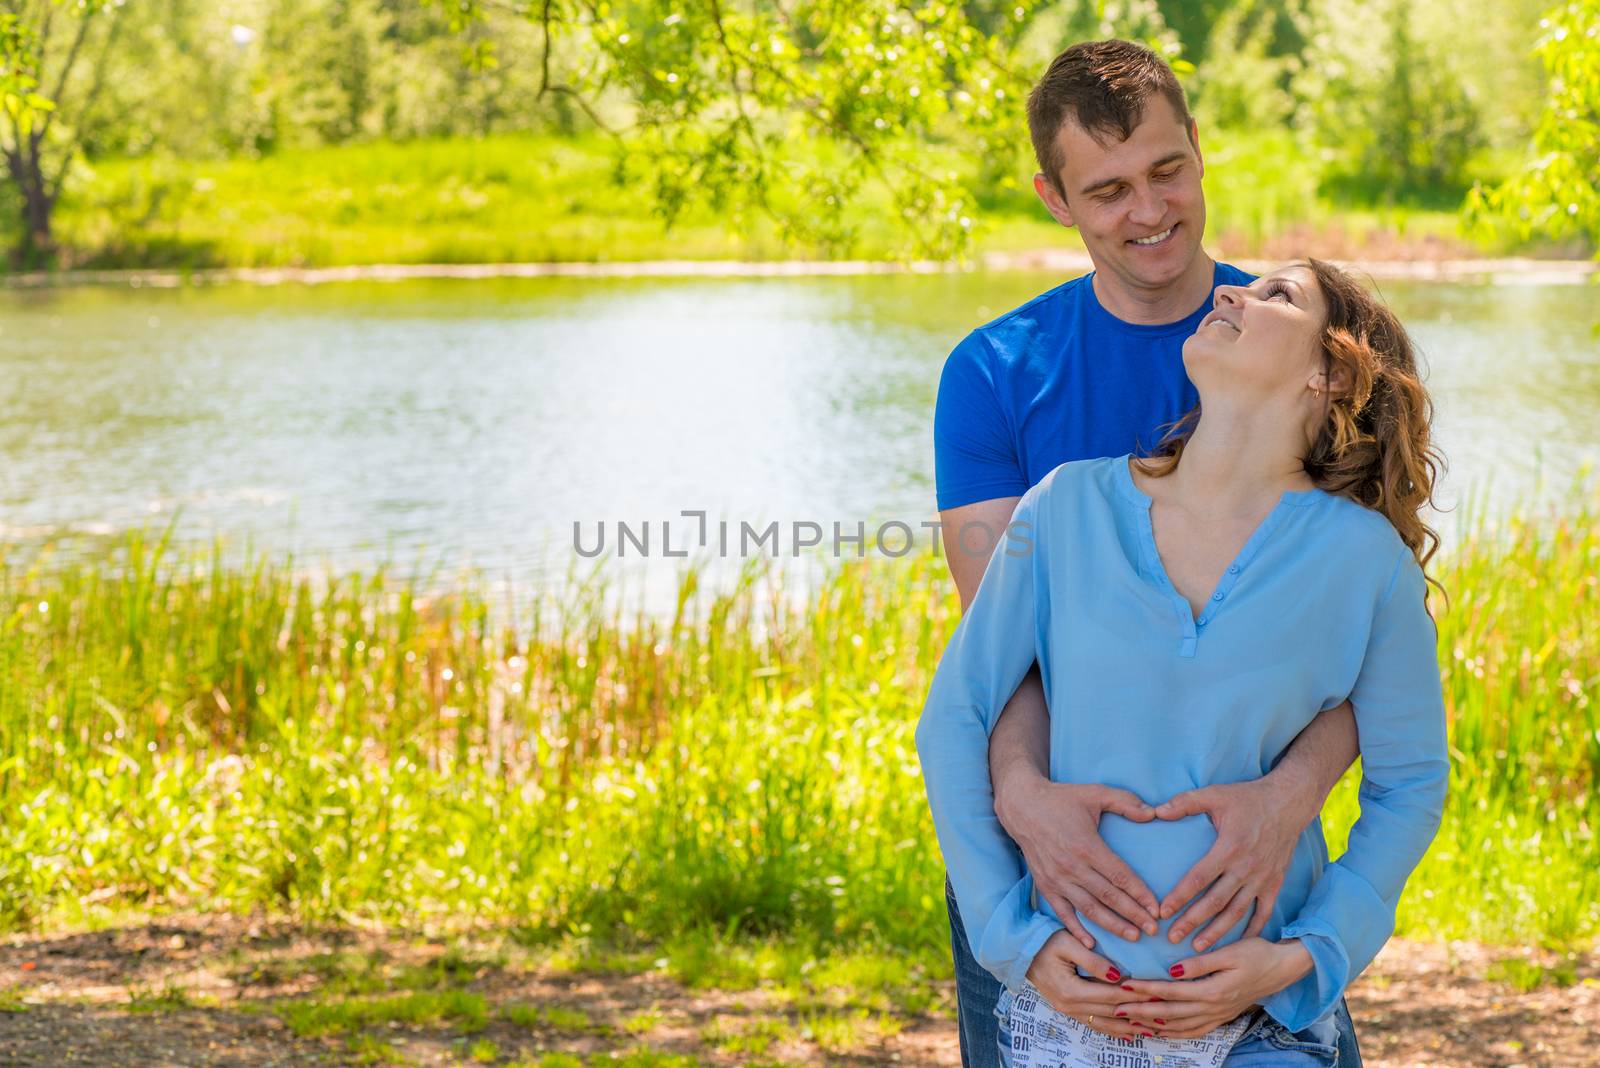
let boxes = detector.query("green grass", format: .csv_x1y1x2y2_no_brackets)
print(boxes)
14,128,1520,272
126,982,199,1013
500,1001,608,1035
0,485,1597,964
276,989,488,1036
1485,956,1579,992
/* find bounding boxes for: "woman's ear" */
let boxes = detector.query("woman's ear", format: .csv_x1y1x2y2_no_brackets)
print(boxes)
1309,363,1354,398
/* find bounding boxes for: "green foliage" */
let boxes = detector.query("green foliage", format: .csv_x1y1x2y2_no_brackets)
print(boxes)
1,485,1599,949
0,12,51,126
1469,0,1600,253
1299,0,1486,203
1187,0,1300,131
508,0,1075,260
1,0,1579,265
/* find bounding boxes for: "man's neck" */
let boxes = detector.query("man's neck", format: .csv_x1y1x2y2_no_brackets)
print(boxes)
1090,252,1217,326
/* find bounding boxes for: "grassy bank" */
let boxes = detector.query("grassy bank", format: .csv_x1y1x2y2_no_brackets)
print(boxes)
2,487,1597,956
19,129,1494,271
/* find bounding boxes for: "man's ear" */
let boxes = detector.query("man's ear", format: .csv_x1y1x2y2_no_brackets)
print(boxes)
1188,117,1204,181
1033,172,1075,229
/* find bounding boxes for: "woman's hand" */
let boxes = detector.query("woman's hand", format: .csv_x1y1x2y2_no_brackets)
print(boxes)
1025,930,1150,1041
1112,937,1315,1040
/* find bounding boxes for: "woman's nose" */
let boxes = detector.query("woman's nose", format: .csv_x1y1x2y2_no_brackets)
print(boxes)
1214,285,1244,308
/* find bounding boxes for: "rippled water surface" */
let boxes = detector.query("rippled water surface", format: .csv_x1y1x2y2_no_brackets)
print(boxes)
3,272,1596,595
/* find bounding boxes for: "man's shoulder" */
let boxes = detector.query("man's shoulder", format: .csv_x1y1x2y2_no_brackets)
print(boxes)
959,274,1091,356
1216,260,1258,286
974,273,1090,334
947,274,1100,378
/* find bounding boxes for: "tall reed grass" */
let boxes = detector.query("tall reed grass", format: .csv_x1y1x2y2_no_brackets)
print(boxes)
1,490,1595,953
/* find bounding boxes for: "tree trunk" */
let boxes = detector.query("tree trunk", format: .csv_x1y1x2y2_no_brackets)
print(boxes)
4,144,56,267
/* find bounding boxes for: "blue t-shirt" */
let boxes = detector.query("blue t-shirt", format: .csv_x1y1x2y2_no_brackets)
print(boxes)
934,261,1257,511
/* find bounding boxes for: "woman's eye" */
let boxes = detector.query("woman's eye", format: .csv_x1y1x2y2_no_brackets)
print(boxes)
1265,285,1292,302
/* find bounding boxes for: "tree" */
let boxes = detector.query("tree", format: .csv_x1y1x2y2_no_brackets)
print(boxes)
1297,0,1485,204
1470,0,1600,256
500,0,1182,260
0,0,126,266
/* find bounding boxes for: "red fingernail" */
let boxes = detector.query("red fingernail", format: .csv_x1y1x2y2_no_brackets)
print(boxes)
1115,1011,1127,1018
1155,1018,1166,1025
1106,968,1121,982
1169,964,1184,977
1143,1032,1155,1038
1122,984,1135,992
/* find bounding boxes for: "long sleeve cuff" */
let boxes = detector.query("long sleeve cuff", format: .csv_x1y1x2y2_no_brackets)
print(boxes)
1260,924,1347,1032
1261,860,1395,1031
974,875,1065,992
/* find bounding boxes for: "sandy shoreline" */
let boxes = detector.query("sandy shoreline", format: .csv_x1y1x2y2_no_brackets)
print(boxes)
3,250,1595,289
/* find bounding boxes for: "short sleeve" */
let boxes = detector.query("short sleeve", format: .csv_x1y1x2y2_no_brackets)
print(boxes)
935,331,1027,511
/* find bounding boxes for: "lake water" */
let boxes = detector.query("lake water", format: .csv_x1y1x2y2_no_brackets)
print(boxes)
3,271,1596,602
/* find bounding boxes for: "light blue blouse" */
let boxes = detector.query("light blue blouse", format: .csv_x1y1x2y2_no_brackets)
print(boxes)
916,454,1449,1032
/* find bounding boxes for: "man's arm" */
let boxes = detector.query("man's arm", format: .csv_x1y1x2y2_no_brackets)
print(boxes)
940,497,1161,945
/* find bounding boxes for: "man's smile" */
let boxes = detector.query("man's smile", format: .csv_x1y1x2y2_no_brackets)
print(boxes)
1129,224,1177,247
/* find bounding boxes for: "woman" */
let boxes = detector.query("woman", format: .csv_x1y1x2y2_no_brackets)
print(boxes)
917,260,1449,1066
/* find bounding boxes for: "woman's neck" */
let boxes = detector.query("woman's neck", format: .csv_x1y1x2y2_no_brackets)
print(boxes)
1161,401,1315,518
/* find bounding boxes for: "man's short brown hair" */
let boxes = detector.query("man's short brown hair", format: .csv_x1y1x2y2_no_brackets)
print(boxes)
1027,39,1193,196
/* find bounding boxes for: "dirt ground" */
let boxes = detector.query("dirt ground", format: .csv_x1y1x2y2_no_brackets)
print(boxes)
0,915,1594,1067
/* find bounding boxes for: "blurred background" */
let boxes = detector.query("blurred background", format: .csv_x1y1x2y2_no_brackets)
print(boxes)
0,2,1597,1066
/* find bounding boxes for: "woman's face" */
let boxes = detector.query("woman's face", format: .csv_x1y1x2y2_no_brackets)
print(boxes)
1182,265,1330,402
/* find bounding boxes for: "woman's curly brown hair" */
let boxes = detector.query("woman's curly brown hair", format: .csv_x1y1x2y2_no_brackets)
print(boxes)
1135,259,1445,589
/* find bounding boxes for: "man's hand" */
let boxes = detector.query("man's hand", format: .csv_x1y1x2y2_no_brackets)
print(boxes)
1150,777,1311,950
1112,937,1314,1040
1026,930,1149,1041
997,779,1162,944
1156,700,1360,948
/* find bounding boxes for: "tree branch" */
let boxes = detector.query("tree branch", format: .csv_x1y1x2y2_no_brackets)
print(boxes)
43,3,90,109
46,2,124,205
706,0,763,159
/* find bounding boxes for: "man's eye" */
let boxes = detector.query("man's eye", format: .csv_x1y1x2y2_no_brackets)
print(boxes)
1097,188,1125,203
1152,169,1178,181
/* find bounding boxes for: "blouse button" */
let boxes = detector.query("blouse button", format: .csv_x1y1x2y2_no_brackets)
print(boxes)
1228,564,1239,574
1197,616,1208,626
1212,591,1224,601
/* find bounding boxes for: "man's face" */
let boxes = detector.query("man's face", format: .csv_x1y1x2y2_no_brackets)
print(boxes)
1035,96,1207,294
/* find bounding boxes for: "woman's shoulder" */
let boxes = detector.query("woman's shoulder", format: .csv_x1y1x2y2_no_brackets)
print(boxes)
1310,491,1420,591
1023,455,1127,511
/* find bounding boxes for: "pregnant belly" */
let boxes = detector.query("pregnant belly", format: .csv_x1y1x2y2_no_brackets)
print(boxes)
1070,812,1254,980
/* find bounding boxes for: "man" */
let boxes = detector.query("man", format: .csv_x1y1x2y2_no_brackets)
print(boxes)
932,40,1365,1066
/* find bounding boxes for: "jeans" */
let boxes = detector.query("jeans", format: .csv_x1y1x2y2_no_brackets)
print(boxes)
948,875,1006,1068
946,875,1365,1067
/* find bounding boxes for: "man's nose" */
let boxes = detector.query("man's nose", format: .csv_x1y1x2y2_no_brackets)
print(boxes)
1128,184,1165,226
